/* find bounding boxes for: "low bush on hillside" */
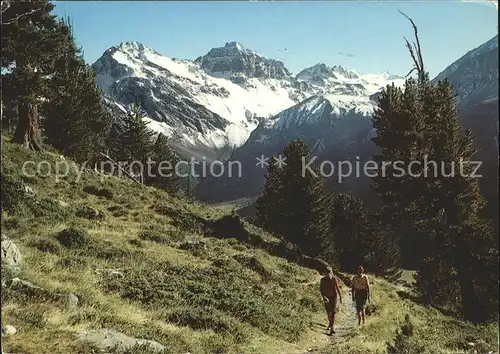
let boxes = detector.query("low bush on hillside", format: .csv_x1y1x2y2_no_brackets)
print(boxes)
56,227,91,249
1,173,26,214
386,314,425,353
138,230,169,244
83,185,114,199
104,259,313,343
28,237,62,254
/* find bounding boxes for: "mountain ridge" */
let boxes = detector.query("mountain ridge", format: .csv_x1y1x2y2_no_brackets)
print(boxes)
195,35,499,204
92,40,404,159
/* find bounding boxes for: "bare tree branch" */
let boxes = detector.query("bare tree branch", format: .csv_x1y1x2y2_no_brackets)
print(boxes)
399,9,425,80
403,37,420,72
405,67,418,78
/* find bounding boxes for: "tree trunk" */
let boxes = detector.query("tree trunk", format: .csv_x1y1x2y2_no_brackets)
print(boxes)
13,101,42,151
11,13,43,151
455,246,479,323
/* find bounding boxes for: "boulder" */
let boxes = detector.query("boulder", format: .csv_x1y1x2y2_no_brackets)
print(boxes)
75,329,165,352
2,325,16,335
66,293,79,311
6,277,44,295
7,277,79,310
23,185,36,198
57,200,70,208
1,235,21,274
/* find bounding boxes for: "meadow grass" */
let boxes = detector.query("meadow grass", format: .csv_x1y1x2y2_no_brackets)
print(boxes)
1,137,498,353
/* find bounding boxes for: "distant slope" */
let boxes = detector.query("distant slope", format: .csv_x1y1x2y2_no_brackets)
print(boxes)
433,35,498,107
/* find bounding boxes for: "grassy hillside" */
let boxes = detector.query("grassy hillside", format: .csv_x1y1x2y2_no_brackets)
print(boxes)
1,137,498,353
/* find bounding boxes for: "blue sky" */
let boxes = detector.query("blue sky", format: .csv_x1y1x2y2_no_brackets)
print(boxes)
53,1,498,78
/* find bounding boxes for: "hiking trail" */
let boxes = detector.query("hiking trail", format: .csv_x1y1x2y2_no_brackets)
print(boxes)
288,275,359,353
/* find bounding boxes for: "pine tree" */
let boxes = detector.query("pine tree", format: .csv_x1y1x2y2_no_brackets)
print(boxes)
115,101,155,166
372,12,497,322
330,192,400,276
43,18,111,163
329,192,366,272
255,156,283,235
386,314,424,354
1,0,68,150
419,79,497,322
256,140,331,258
363,215,401,280
147,133,181,194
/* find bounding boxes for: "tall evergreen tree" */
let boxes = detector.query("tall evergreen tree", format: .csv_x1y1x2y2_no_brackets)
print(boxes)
43,18,111,162
256,140,332,258
115,101,155,165
330,192,400,276
329,192,366,272
255,156,283,235
417,79,498,322
371,12,497,322
147,133,181,194
1,0,67,150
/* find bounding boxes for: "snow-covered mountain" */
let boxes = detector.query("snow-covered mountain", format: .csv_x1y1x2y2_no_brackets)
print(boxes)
196,35,498,203
296,63,404,96
92,41,404,159
195,93,386,202
433,35,498,107
195,41,293,81
92,41,305,158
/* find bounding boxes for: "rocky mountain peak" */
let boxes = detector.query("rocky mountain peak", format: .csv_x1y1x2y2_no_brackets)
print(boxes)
195,41,292,80
331,64,359,79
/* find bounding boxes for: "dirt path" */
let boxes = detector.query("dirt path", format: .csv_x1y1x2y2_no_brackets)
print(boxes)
289,276,358,353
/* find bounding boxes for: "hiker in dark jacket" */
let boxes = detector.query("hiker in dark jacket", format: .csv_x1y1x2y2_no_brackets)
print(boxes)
320,266,343,335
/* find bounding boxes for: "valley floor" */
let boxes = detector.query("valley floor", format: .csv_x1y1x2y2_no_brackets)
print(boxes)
1,138,498,354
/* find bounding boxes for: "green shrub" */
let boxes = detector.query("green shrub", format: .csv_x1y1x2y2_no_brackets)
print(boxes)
200,333,238,354
153,204,205,231
1,216,20,229
138,230,168,244
233,254,270,278
83,185,114,199
386,314,425,354
128,239,144,248
56,227,90,249
1,172,26,214
107,205,129,217
299,295,322,312
113,209,128,217
28,198,69,220
56,256,87,268
166,307,236,333
104,261,312,343
165,307,247,344
29,238,61,254
76,205,104,220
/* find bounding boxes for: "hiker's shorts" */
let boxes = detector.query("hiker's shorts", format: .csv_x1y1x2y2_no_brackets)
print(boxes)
324,296,337,314
354,289,368,311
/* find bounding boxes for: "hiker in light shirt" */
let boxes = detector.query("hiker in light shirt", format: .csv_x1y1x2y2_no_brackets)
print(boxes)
351,265,370,325
319,266,343,335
